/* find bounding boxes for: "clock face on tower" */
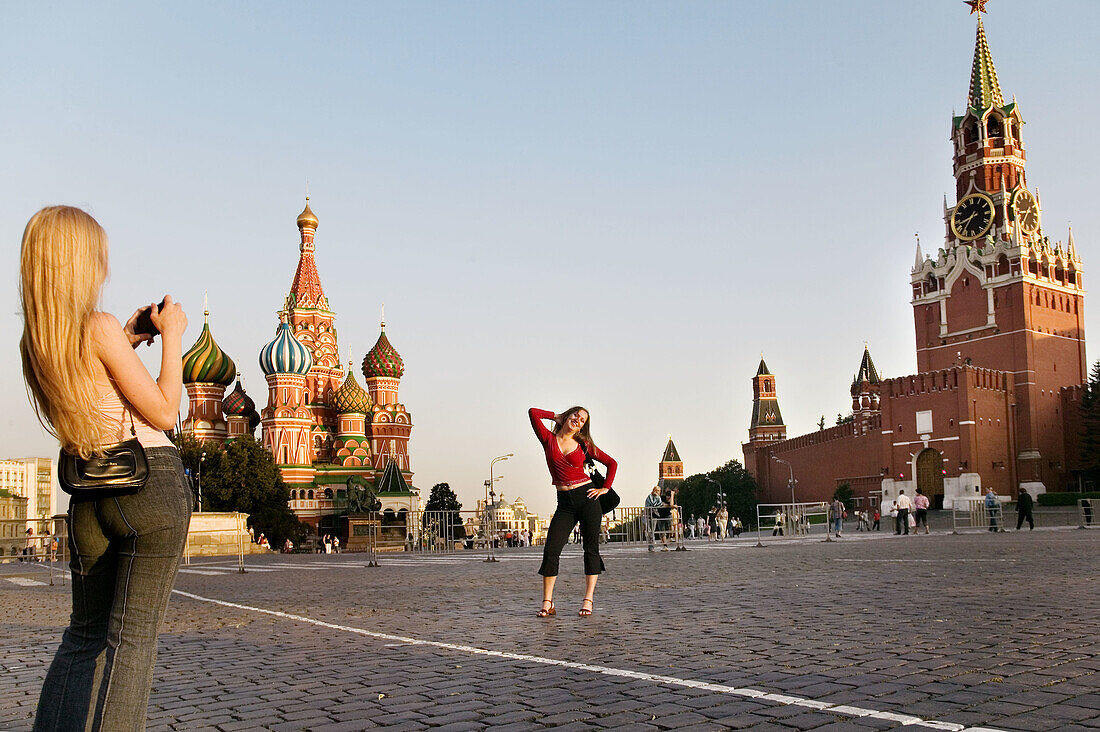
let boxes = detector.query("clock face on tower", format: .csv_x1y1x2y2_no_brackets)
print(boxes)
951,193,996,241
1012,188,1040,234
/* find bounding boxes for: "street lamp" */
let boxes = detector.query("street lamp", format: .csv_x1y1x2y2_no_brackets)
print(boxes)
485,453,512,562
198,451,207,512
772,456,796,506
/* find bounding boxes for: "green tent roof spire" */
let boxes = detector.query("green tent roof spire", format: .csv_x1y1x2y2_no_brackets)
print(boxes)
967,17,1003,111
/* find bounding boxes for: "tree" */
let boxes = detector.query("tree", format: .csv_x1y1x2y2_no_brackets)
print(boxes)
423,482,464,538
1080,361,1100,486
818,415,826,431
676,460,758,528
836,413,853,425
173,434,307,547
424,482,462,513
833,483,854,509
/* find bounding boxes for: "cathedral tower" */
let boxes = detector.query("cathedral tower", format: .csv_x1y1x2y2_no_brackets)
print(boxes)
331,360,373,468
282,199,345,463
181,303,236,444
911,8,1085,492
748,357,786,443
259,319,315,485
222,379,259,440
362,315,413,476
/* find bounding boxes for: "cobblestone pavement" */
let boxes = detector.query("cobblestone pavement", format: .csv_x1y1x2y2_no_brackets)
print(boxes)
2,527,1099,731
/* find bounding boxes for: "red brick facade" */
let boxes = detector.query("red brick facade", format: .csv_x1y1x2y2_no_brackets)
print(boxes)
742,17,1085,510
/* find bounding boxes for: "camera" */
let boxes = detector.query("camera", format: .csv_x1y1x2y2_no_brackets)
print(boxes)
132,299,167,337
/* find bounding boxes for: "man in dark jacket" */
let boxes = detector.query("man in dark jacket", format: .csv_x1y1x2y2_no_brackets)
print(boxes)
1016,487,1035,531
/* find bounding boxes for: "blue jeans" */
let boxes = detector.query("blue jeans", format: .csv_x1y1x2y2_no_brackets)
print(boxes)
34,447,191,732
833,518,843,533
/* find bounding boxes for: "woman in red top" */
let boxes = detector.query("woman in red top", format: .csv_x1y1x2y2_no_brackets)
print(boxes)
529,406,617,617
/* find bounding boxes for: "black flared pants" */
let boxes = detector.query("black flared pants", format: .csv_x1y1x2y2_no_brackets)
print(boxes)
539,486,605,576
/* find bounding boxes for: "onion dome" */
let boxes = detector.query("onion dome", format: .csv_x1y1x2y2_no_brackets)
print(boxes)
259,320,313,376
362,325,404,379
296,197,319,230
182,314,236,386
222,379,256,416
332,362,373,415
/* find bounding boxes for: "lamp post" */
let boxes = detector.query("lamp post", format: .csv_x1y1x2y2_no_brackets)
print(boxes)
198,451,207,512
771,456,796,505
485,453,512,562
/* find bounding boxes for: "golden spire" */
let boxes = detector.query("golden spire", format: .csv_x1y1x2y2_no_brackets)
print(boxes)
965,0,989,14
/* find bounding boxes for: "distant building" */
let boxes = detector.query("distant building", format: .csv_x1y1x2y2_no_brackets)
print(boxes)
743,15,1085,510
0,457,57,521
0,491,29,558
658,436,684,493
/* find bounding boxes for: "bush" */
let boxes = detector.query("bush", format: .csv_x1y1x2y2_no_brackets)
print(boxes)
1036,491,1100,506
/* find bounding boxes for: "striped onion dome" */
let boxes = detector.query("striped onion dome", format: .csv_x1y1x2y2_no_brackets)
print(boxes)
181,319,236,385
222,379,256,416
332,363,373,415
259,320,313,376
362,327,404,379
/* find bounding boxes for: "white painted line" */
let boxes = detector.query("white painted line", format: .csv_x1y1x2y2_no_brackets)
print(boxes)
171,590,1003,732
177,569,228,576
6,577,46,586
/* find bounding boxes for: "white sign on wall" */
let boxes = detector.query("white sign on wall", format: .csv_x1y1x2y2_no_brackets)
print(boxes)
916,410,933,435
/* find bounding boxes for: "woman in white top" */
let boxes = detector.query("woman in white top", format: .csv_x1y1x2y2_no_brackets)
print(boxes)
21,206,191,731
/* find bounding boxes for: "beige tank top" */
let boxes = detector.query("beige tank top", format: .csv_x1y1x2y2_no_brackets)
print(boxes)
96,379,174,449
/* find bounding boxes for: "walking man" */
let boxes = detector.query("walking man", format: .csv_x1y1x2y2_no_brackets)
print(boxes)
831,497,845,537
895,490,912,535
1016,487,1034,531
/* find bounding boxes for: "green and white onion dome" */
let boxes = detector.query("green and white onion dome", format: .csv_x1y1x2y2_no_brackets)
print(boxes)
259,321,313,376
332,367,373,415
222,379,256,416
181,321,236,385
362,328,404,379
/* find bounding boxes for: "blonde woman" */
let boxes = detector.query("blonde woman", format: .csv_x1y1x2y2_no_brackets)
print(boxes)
20,206,191,731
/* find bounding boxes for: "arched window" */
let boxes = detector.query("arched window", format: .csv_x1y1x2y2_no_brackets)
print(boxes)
308,490,314,500
964,120,979,146
986,116,1003,139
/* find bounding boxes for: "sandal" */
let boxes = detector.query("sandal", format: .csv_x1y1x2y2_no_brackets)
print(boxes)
579,598,593,617
537,600,556,617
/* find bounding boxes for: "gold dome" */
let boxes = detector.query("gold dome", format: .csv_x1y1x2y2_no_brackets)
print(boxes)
296,198,319,230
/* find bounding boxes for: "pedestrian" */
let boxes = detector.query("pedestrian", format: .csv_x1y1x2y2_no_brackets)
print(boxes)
333,535,340,553
985,488,1001,532
644,486,666,549
1016,487,1035,531
872,509,881,531
831,497,845,537
696,516,705,539
529,406,617,618
1083,498,1093,526
772,510,785,536
895,491,912,535
20,205,191,731
23,527,36,562
912,488,930,534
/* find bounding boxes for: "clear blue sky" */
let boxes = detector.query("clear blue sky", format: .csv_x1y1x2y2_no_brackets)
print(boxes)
3,1,1097,519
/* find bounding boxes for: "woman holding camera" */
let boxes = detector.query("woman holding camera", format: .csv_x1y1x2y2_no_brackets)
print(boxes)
21,206,191,731
529,406,617,617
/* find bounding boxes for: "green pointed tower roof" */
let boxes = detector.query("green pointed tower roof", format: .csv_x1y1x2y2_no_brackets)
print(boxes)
376,457,412,494
967,17,1003,112
756,357,771,376
661,437,681,463
853,346,881,386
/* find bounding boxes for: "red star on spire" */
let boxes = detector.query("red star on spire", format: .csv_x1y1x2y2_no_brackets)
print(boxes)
965,0,989,14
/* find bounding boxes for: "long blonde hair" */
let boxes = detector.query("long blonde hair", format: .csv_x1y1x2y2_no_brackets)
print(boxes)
20,206,111,457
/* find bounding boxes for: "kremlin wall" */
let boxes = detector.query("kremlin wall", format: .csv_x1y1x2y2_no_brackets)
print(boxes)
179,199,417,532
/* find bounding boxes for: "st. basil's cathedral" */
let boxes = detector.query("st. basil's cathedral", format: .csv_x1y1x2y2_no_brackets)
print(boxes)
743,11,1087,512
178,199,417,531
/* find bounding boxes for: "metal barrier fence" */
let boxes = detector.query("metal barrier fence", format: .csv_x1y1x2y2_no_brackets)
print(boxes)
0,517,69,586
181,512,247,572
1079,499,1096,529
755,503,830,544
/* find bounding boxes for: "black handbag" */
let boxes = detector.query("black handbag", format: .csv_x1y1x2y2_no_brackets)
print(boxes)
579,442,620,514
58,410,149,500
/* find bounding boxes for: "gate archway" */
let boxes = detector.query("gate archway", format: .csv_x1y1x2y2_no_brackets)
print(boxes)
916,448,945,509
